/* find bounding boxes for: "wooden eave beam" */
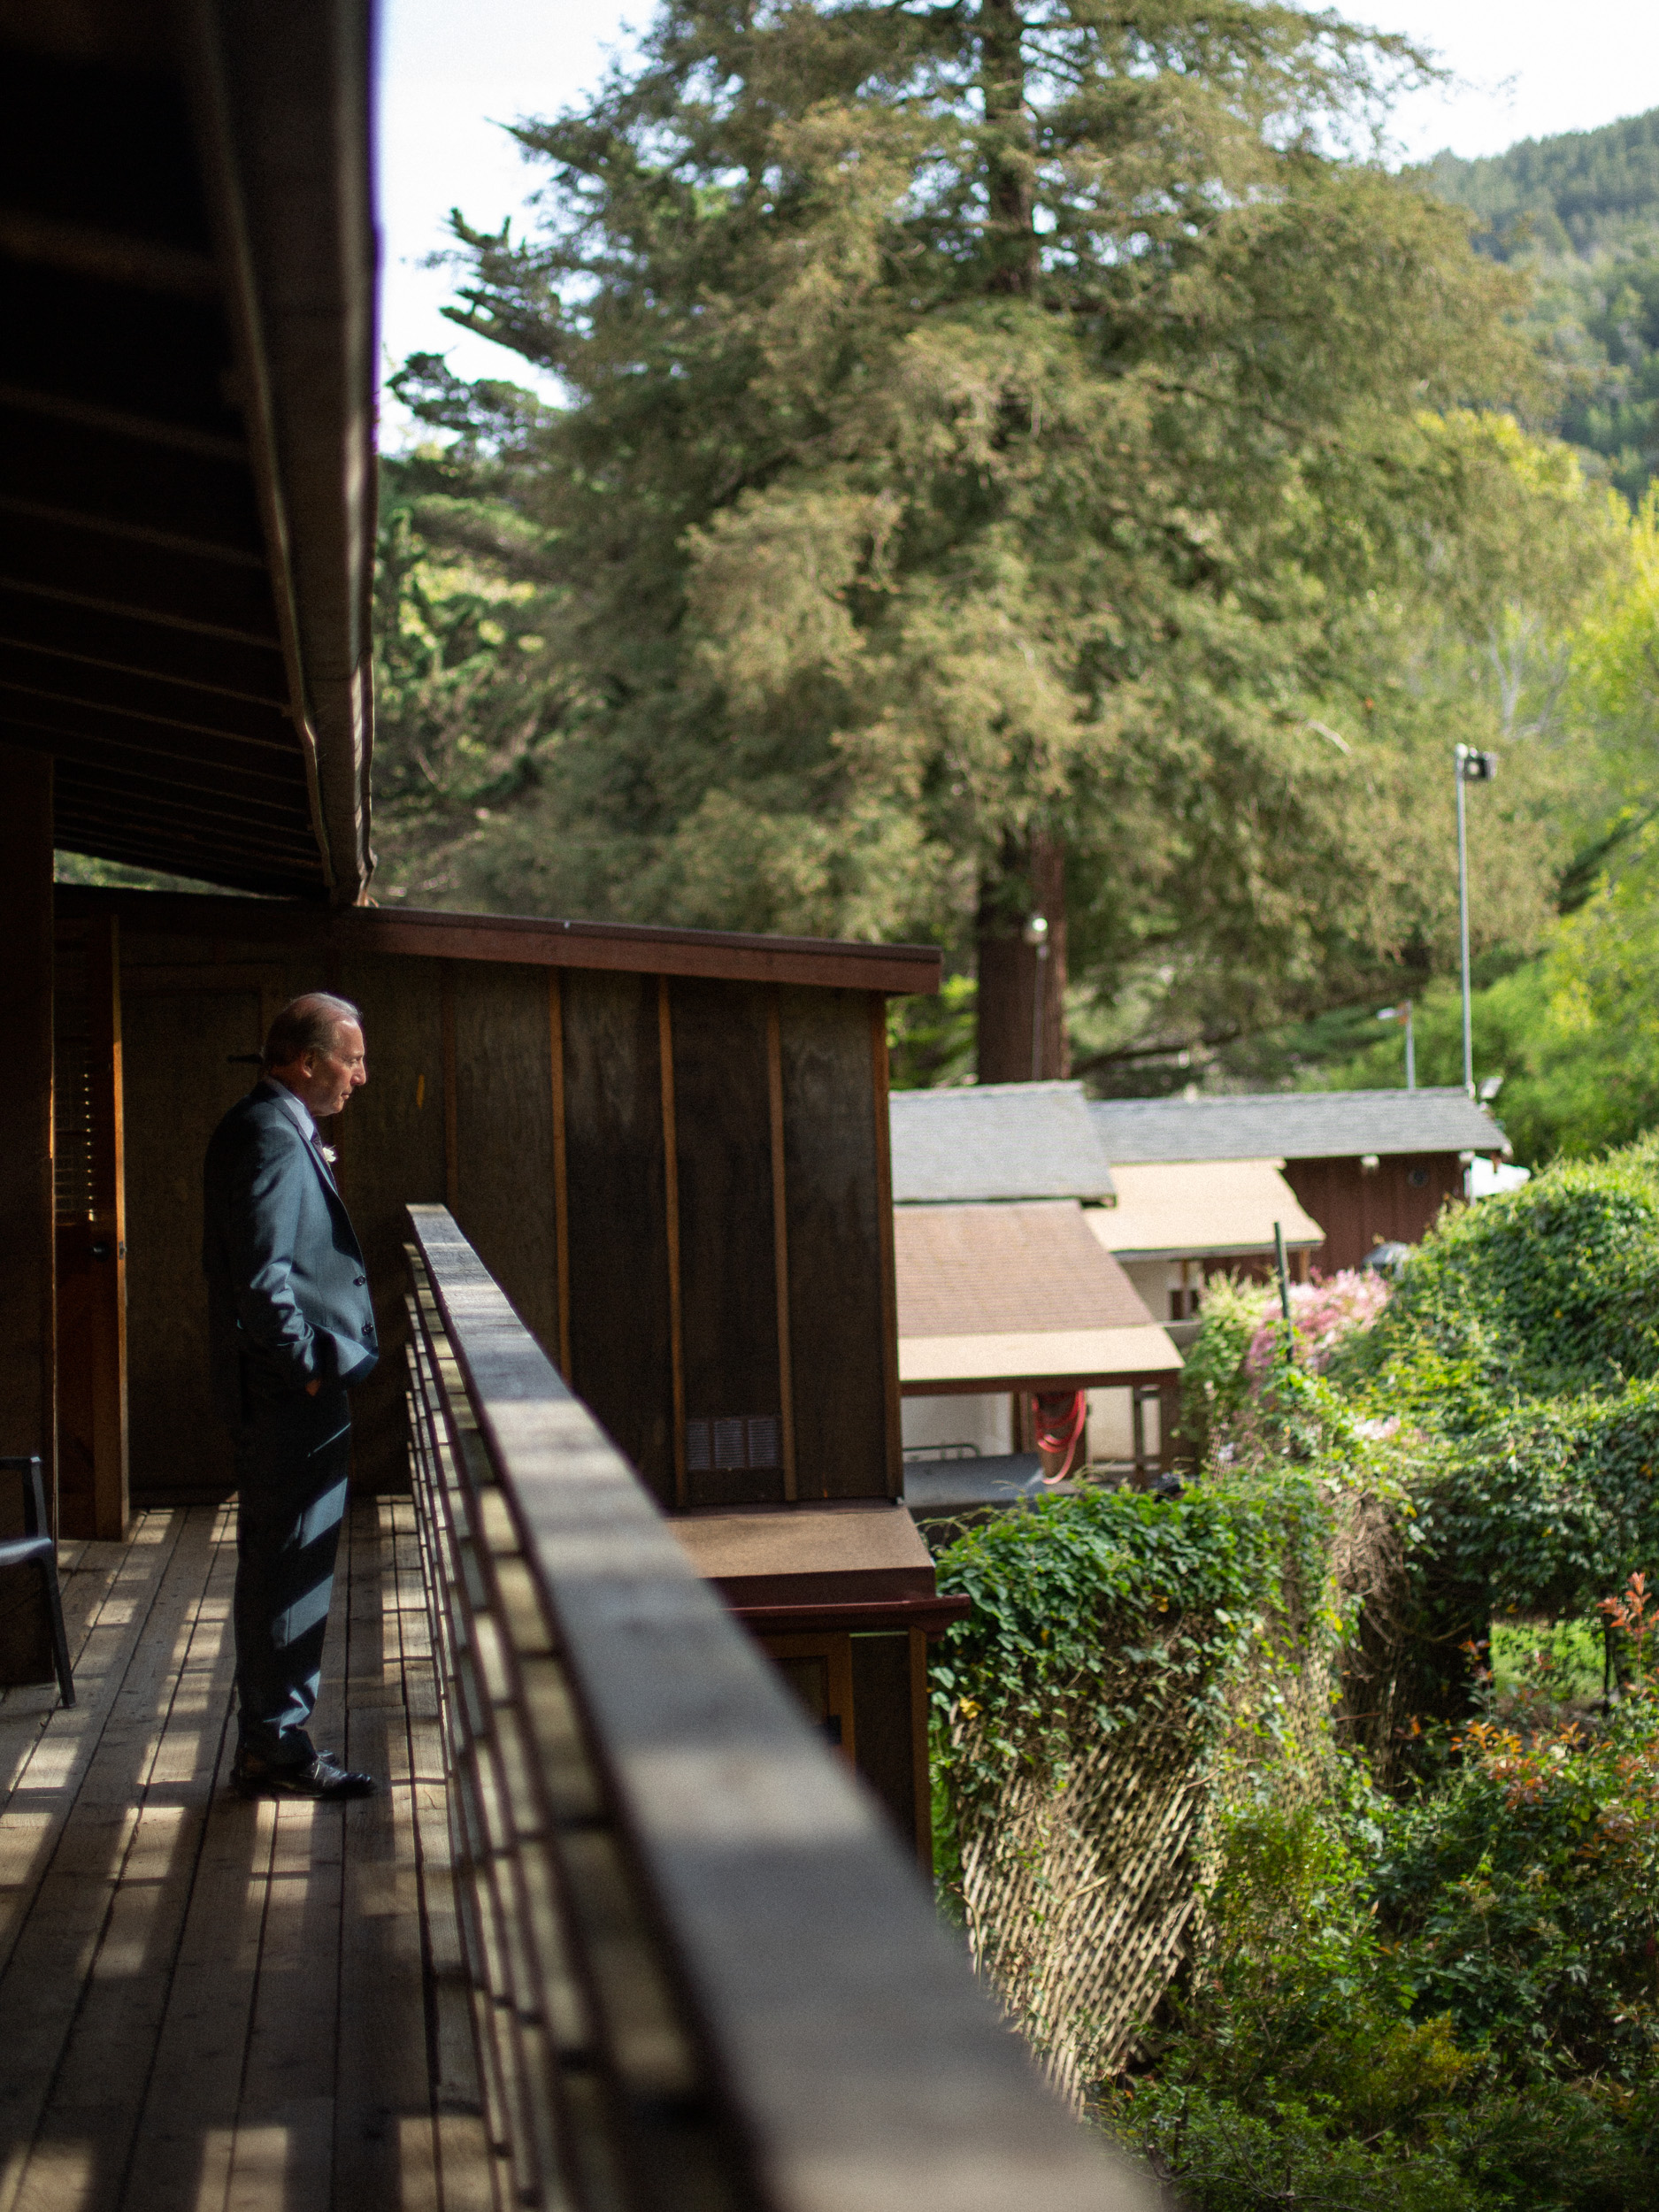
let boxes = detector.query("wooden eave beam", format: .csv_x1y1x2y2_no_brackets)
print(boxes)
0,381,247,464
0,511,280,638
185,0,378,904
0,654,297,750
0,591,290,705
54,829,323,900
0,207,218,298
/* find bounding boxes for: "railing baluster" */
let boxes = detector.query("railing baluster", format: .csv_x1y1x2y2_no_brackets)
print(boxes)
403,1205,1150,2212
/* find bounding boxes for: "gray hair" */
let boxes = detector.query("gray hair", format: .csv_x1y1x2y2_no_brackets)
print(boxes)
262,993,362,1070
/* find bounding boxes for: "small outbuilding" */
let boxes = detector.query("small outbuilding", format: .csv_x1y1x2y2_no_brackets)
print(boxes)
1090,1089,1510,1275
889,1084,1180,1480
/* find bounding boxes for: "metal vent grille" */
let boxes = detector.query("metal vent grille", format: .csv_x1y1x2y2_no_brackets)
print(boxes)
685,1415,782,1474
54,933,102,1225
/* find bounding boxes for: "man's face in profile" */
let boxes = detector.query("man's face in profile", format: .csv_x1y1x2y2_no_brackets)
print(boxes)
286,1020,367,1119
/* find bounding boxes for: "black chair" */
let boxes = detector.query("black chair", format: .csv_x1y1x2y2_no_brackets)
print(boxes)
0,1456,75,1708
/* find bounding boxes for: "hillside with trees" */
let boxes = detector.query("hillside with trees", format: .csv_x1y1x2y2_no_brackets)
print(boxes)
1426,107,1659,503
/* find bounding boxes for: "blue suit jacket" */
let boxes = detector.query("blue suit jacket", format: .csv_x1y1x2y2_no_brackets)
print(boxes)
204,1080,379,1423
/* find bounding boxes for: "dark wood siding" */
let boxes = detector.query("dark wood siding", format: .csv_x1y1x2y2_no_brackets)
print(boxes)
0,749,56,1680
1281,1153,1464,1273
60,892,905,1517
330,950,449,1502
779,987,893,1501
670,978,784,1507
561,970,677,1506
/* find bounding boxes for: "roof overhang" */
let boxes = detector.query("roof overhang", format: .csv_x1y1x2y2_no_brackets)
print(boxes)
895,1199,1183,1392
1091,1159,1325,1261
1,0,376,900
899,1326,1183,1394
55,882,945,995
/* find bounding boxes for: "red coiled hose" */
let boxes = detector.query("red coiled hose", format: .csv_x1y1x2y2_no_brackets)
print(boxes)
1033,1388,1087,1485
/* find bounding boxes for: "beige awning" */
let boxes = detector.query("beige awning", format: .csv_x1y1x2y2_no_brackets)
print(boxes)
1090,1159,1324,1262
895,1199,1182,1394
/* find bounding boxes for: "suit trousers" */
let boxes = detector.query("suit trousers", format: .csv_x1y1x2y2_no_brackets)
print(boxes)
233,1380,351,1765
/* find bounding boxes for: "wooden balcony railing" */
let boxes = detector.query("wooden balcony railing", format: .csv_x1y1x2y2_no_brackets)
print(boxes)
403,1204,1152,2212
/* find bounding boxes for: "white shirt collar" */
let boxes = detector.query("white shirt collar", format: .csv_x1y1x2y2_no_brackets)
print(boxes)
267,1079,319,1146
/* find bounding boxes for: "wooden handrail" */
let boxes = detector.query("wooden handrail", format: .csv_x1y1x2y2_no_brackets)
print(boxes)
403,1203,1152,2212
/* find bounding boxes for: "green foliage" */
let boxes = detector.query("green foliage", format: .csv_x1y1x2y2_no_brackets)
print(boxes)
1427,109,1659,499
1332,1155,1659,1623
1283,488,1659,1164
52,850,219,895
1113,1802,1483,2212
1351,1162,1659,1410
1419,1387,1659,1623
1488,1617,1603,1701
1179,1275,1276,1461
1111,1790,1659,2210
1014,1152,1659,2204
369,451,571,901
372,0,1622,1050
930,1471,1339,1808
1424,108,1659,265
1374,1681,1659,2086
887,972,975,1090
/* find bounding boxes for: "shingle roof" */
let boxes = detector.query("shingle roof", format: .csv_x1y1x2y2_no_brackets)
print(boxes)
890,1081,1117,1202
1089,1088,1510,1164
895,1201,1153,1336
895,1202,1180,1389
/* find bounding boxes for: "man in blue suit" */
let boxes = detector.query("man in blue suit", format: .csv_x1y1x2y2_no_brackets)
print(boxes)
204,993,379,1799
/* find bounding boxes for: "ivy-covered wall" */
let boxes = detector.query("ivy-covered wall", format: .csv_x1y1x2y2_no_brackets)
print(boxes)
928,1141,1659,2200
931,1463,1355,2099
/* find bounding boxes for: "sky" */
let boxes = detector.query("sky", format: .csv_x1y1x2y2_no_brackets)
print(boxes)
375,0,1659,436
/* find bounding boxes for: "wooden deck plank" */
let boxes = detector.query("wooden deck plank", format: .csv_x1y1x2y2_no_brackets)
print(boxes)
333,1501,442,2212
0,1501,475,2212
0,1510,220,2211
119,1739,277,2212
0,1514,187,1974
10,1516,240,2212
223,1504,354,2212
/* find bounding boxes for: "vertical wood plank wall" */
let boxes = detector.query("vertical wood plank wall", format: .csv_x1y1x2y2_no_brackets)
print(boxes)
671,979,783,1509
777,987,892,1502
869,995,903,1501
561,970,676,1500
658,978,687,1508
60,898,900,1515
54,913,128,1540
0,749,56,1682
333,949,449,1501
1281,1154,1465,1273
766,995,798,1504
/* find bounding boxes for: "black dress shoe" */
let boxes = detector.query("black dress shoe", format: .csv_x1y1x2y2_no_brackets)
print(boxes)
233,1748,376,1801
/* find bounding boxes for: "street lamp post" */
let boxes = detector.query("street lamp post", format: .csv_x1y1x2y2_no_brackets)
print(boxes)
1377,1002,1416,1090
1022,913,1050,1079
1455,745,1497,1098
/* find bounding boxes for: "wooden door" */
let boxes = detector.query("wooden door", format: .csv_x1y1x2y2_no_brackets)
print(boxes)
120,970,280,1501
54,916,127,1540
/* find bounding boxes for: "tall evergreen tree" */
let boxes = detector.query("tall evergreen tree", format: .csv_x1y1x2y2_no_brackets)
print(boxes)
388,0,1552,1067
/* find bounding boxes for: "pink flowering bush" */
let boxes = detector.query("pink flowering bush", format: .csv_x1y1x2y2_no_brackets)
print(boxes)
1245,1270,1392,1381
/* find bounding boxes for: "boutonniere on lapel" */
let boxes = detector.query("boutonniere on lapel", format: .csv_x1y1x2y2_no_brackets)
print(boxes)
318,1143,337,1165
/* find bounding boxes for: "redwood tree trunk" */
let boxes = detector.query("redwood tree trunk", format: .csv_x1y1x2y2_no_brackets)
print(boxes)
976,831,1068,1083
979,0,1038,296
